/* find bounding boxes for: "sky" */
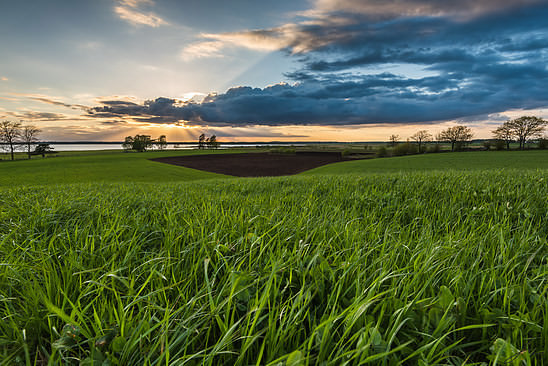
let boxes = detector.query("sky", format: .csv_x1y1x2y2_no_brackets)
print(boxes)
1,0,548,142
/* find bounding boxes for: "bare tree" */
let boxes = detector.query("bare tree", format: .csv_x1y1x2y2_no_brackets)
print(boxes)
409,130,432,153
506,116,546,150
207,134,219,149
438,125,473,151
492,122,513,150
198,133,206,149
0,120,22,161
389,134,400,147
21,124,41,159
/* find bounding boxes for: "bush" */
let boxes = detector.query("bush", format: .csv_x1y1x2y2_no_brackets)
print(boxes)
376,146,388,157
393,142,418,156
270,147,296,155
427,144,441,153
538,138,548,149
494,140,506,150
341,148,352,157
482,141,491,150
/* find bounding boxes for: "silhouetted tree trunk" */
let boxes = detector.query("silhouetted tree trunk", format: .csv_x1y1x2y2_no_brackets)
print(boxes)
0,121,22,160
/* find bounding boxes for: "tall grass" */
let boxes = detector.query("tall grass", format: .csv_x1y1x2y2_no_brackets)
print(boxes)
0,171,546,364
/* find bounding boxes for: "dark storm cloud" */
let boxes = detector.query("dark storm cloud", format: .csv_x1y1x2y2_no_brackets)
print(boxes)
90,1,548,126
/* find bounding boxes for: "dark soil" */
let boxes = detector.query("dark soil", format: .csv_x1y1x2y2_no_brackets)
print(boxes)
151,152,360,177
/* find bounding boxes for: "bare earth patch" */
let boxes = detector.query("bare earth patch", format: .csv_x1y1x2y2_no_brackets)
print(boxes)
151,152,358,177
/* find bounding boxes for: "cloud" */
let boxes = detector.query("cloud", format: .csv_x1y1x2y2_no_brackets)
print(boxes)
1,77,8,81
114,0,168,27
88,49,548,126
164,1,548,125
7,112,69,121
68,1,548,128
181,27,298,60
186,0,545,58
182,21,347,58
21,95,90,111
181,41,226,61
306,0,543,19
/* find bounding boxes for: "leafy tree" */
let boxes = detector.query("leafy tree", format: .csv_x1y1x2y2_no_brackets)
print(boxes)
33,143,55,158
0,120,22,160
21,124,41,159
388,134,399,147
409,130,432,153
437,125,473,151
506,116,546,150
156,135,167,150
198,134,206,149
122,135,153,152
134,135,153,152
492,122,514,150
122,136,134,151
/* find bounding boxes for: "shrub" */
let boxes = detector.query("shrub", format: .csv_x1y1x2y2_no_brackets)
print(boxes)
538,138,548,149
341,148,352,157
393,142,418,156
376,146,388,157
482,141,492,150
270,147,296,154
427,144,441,153
494,140,506,150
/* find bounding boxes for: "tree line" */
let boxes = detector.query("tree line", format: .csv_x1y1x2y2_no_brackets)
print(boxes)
491,116,546,150
388,125,474,154
388,116,547,155
0,120,47,160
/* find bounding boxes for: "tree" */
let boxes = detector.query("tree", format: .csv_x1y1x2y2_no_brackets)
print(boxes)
409,130,432,153
33,143,54,158
0,120,22,160
122,135,153,152
389,134,400,147
207,135,219,149
122,136,134,151
492,122,513,150
134,135,153,152
156,135,167,150
506,116,546,150
21,124,41,159
438,125,473,151
198,134,206,149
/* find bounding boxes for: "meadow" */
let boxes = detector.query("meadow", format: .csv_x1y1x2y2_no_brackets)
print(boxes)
0,150,547,365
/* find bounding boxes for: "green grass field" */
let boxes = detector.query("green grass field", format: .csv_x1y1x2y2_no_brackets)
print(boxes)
306,150,548,175
1,150,547,365
2,149,548,187
0,150,233,187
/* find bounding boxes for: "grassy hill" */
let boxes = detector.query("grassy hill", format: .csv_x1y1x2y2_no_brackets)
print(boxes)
2,149,548,187
0,150,232,187
306,150,548,175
